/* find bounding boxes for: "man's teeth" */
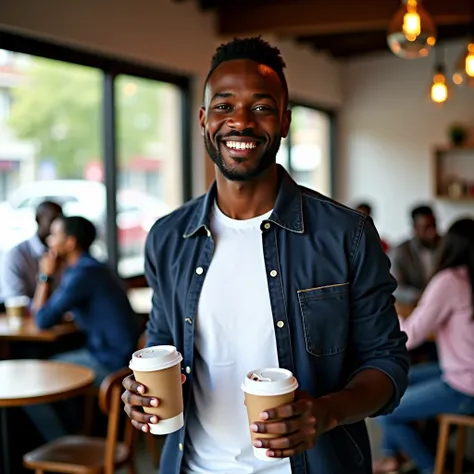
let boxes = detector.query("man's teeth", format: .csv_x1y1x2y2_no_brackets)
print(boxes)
225,141,257,150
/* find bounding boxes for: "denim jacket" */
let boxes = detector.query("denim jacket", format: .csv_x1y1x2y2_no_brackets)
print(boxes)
144,165,409,474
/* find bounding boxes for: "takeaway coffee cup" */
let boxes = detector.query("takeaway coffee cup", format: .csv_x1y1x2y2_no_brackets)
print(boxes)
241,368,299,461
129,345,184,435
5,295,30,329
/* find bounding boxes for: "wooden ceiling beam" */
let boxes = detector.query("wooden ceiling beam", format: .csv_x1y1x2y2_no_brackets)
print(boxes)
297,23,474,59
216,0,473,37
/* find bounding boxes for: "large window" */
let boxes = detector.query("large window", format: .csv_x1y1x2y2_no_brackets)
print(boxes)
116,76,183,275
277,103,334,196
0,33,191,281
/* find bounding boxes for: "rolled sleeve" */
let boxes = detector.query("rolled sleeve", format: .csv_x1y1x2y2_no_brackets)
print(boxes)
348,217,409,416
35,272,89,329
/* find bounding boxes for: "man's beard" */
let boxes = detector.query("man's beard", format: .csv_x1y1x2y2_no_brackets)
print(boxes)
205,132,281,182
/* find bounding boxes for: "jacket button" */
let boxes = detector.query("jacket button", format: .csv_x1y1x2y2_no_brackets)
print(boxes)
263,222,271,230
277,320,285,328
179,443,183,451
185,318,193,324
196,267,204,275
206,229,211,237
270,270,278,277
186,366,191,374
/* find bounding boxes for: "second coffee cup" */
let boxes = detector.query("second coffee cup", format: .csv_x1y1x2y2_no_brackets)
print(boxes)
241,368,299,461
129,345,184,435
5,295,30,329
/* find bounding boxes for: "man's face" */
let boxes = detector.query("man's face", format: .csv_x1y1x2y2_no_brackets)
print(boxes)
200,59,291,181
47,219,71,257
37,206,62,241
414,214,438,247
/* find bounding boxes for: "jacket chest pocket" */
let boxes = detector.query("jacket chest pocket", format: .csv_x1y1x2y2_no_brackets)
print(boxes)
297,283,350,357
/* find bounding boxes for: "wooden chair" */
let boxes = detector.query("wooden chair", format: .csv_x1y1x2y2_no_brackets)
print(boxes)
23,367,137,474
434,413,474,474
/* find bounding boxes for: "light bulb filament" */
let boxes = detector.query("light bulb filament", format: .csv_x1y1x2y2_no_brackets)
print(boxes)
431,74,448,103
403,12,421,41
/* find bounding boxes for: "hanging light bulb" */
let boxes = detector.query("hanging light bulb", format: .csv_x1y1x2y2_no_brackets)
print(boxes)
427,47,449,104
387,0,437,59
430,69,448,104
453,42,474,87
429,46,449,104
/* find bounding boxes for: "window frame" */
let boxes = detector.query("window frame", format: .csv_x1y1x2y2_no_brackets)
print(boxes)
287,99,337,197
0,30,193,275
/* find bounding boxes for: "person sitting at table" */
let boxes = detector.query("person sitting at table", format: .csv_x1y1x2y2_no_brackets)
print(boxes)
355,201,390,253
373,217,474,474
391,204,441,306
0,200,63,301
24,215,140,442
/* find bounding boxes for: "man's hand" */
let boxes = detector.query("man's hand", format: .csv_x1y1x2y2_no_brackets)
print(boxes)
40,250,58,277
122,373,186,433
250,391,336,458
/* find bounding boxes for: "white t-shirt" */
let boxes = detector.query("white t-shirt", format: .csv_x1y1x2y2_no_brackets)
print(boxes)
182,202,292,474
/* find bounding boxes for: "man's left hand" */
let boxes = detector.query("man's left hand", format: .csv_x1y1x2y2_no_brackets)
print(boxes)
40,250,58,277
250,391,336,458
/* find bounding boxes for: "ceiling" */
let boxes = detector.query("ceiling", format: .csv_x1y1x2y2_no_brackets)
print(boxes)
192,0,474,59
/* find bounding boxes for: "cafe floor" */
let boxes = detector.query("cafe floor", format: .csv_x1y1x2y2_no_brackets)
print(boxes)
117,437,156,473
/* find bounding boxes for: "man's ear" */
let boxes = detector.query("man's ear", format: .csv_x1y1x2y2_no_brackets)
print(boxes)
281,109,292,139
199,107,206,136
65,235,76,252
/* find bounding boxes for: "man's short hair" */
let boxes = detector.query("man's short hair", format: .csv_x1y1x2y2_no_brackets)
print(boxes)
61,216,96,252
205,36,289,103
36,200,62,217
356,202,372,216
411,205,434,223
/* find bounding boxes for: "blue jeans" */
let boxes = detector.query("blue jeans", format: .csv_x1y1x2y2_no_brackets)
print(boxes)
24,348,110,442
377,362,474,473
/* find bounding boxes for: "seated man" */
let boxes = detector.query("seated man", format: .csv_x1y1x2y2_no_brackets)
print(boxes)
1,201,62,301
26,215,140,441
391,205,441,306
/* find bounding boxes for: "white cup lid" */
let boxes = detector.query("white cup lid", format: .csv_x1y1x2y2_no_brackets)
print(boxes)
129,345,183,372
241,368,298,396
5,295,30,307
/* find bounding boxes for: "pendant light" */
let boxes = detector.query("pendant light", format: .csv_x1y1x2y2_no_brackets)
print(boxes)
387,0,437,59
430,46,449,104
452,1,474,87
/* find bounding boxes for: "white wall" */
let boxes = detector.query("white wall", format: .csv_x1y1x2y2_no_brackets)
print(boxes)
0,0,343,195
340,42,474,245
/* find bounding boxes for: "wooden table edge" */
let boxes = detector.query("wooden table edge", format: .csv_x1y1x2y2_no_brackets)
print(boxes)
0,379,94,407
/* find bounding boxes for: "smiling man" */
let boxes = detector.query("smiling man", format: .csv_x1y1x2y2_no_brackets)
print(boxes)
122,37,409,474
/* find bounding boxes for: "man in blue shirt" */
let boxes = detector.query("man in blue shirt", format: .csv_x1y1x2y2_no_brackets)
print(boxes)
27,215,140,441
122,37,409,474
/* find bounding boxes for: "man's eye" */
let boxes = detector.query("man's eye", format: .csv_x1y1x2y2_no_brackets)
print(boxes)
214,104,231,111
254,105,272,112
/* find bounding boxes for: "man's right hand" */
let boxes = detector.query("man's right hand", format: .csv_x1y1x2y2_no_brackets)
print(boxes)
122,374,160,433
122,373,186,432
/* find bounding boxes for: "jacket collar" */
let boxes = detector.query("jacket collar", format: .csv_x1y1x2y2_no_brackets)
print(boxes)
183,164,304,238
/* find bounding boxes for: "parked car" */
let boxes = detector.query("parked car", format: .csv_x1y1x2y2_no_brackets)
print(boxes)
0,179,171,261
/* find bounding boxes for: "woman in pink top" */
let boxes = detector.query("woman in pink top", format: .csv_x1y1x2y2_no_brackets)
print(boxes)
374,218,474,474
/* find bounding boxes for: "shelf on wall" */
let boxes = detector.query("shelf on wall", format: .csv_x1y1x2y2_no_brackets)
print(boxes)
433,146,474,201
434,195,474,202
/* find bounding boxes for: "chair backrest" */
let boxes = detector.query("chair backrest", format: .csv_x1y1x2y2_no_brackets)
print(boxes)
98,367,136,474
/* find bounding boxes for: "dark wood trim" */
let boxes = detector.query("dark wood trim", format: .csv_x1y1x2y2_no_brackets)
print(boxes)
215,0,472,37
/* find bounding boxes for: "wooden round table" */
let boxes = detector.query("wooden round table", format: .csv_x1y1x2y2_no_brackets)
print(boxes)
0,359,95,474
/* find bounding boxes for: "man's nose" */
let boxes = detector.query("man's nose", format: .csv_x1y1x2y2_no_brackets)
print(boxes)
227,107,255,131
